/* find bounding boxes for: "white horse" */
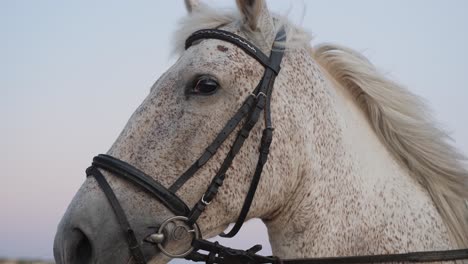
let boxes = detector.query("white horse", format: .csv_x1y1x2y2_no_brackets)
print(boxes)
54,0,468,263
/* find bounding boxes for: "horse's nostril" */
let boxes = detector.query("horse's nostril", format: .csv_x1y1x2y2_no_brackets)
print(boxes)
71,228,93,263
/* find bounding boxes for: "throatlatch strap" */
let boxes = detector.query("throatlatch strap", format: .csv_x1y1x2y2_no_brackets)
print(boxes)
86,167,146,264
221,28,286,238
221,127,273,238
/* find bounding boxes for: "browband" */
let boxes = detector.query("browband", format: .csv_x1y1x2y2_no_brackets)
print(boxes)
186,29,283,75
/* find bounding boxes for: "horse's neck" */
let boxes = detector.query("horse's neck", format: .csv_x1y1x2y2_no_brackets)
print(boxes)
265,61,454,258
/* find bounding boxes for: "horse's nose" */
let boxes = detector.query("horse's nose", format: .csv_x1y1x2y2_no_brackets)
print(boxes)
54,223,93,264
53,179,148,264
68,228,93,263
53,184,98,264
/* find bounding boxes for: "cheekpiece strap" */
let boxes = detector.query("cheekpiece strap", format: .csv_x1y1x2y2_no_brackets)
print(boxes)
86,166,147,264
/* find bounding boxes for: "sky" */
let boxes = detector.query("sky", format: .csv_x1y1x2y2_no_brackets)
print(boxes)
1,0,467,261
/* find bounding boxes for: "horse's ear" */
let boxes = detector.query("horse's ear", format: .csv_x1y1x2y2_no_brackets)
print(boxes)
184,0,202,13
236,0,274,31
236,0,275,45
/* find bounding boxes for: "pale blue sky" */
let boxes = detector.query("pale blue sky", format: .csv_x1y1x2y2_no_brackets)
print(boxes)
1,0,467,261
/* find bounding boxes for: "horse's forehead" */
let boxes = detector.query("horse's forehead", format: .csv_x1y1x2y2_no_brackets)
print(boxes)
183,38,257,67
171,37,267,95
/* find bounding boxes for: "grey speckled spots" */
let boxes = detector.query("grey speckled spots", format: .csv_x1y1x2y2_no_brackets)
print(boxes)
54,1,467,264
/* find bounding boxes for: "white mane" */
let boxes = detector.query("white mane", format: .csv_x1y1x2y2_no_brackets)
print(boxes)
173,6,468,247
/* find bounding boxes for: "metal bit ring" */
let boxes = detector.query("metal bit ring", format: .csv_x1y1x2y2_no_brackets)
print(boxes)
155,216,200,258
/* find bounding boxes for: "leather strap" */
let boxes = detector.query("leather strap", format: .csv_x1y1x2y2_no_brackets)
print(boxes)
220,127,273,238
221,28,286,238
186,240,468,264
86,166,147,264
186,29,281,74
280,248,468,264
187,91,269,226
187,239,277,264
188,76,274,228
92,154,190,216
169,94,256,192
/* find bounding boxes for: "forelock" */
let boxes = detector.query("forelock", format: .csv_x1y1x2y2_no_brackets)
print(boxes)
172,4,313,56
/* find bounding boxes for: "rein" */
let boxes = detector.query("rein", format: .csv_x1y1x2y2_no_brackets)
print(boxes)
85,27,468,264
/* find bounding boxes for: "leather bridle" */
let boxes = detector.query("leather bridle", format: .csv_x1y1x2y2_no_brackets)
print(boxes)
85,27,468,264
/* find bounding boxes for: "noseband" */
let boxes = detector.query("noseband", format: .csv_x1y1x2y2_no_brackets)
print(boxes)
85,28,468,264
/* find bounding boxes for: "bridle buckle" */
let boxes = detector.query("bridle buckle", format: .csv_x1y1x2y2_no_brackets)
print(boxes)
201,194,211,206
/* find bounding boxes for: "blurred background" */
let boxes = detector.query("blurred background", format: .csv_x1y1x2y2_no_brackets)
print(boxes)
1,0,467,262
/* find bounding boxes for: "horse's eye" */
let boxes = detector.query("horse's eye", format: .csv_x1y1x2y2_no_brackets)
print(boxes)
192,76,219,95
